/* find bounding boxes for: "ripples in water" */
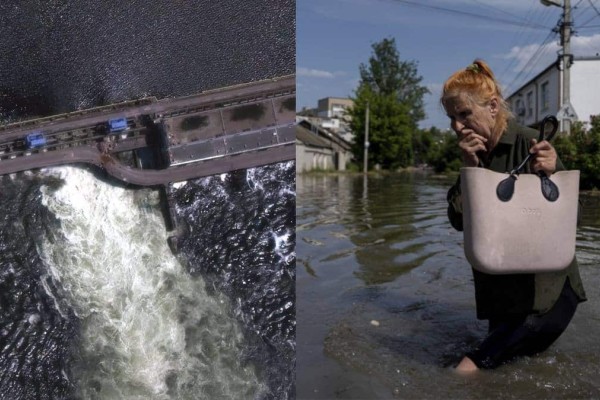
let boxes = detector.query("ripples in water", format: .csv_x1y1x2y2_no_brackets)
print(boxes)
297,172,600,399
175,162,296,399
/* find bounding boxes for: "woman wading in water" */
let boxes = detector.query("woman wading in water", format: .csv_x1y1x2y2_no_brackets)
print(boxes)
442,59,586,372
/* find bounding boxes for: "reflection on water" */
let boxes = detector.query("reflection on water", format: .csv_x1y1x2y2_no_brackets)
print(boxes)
297,172,600,399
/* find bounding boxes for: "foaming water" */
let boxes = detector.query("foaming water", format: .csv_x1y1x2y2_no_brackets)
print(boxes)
174,161,296,399
39,166,262,399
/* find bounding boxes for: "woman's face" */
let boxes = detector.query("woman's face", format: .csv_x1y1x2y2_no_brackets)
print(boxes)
444,94,498,141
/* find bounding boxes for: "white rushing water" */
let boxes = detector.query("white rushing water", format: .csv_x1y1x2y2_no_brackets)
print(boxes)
37,166,263,399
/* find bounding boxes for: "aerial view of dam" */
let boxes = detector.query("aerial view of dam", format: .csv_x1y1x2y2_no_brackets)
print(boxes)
0,1,295,399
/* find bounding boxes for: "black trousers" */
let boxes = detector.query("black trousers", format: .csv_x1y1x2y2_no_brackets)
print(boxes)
467,279,579,369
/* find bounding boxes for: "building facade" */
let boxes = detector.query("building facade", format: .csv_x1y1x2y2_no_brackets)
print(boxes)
507,56,600,131
298,97,355,143
296,120,352,173
317,97,354,119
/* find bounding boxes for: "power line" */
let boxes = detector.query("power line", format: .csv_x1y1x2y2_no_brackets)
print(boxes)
392,0,550,30
506,34,554,94
572,2,590,22
588,0,600,17
577,0,600,27
504,30,557,96
509,0,600,97
471,0,534,22
499,6,554,83
577,12,600,27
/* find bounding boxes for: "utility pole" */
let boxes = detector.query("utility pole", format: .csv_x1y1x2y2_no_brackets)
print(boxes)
561,0,573,133
363,101,370,174
542,0,575,133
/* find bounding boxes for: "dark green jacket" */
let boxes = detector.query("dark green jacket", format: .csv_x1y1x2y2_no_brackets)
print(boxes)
447,120,586,320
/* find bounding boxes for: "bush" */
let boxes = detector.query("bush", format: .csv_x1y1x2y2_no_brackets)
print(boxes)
553,118,600,190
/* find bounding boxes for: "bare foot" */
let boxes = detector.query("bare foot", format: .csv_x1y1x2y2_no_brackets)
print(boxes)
455,356,478,374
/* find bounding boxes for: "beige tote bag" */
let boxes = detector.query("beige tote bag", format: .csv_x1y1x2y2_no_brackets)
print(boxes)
460,167,580,274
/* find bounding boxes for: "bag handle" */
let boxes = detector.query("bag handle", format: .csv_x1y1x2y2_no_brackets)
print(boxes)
496,115,560,202
509,115,558,175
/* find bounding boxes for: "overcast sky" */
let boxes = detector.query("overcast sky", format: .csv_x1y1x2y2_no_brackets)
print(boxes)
297,0,600,129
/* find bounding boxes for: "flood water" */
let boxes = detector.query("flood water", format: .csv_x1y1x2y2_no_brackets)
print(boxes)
297,171,600,399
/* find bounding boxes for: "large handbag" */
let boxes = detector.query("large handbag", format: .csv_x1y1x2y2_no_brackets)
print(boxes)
460,116,580,274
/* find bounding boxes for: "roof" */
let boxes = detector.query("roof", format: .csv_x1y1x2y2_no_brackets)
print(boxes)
507,56,600,100
296,124,333,148
318,96,353,102
574,55,600,61
297,120,352,150
507,60,558,100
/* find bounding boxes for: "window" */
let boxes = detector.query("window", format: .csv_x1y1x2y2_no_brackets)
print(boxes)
515,99,525,116
526,92,533,117
541,82,549,111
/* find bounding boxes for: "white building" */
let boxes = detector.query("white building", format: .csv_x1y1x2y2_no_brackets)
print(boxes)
317,97,354,119
298,97,355,143
296,120,352,173
506,56,600,131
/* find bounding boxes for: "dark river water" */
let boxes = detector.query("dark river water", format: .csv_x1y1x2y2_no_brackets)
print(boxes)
0,1,294,399
297,171,600,399
0,0,294,121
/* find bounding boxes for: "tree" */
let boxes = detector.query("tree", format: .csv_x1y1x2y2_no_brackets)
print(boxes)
553,118,600,189
348,38,429,169
430,133,462,173
413,126,445,166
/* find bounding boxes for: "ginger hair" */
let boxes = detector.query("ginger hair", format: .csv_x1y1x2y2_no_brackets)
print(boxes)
441,59,513,146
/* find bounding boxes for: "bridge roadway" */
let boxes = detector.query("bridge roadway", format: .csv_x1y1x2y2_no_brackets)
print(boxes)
0,141,294,186
0,75,295,186
0,75,295,140
105,144,294,185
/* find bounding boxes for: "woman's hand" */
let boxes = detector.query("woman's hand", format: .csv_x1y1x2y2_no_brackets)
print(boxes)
457,129,487,167
529,139,557,175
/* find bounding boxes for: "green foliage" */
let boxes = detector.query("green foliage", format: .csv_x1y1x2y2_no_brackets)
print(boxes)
346,162,361,172
348,38,429,170
553,118,600,189
552,132,577,168
423,129,462,173
412,126,437,165
359,38,429,126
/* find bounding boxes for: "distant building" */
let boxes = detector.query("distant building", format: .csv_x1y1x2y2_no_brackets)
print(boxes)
317,97,354,119
296,119,352,172
506,56,600,131
297,106,318,117
297,97,355,143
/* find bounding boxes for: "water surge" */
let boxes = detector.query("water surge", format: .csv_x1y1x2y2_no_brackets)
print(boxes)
39,166,263,399
174,161,296,399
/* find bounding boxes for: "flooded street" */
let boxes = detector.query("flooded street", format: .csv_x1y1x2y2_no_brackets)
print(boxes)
297,171,600,399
